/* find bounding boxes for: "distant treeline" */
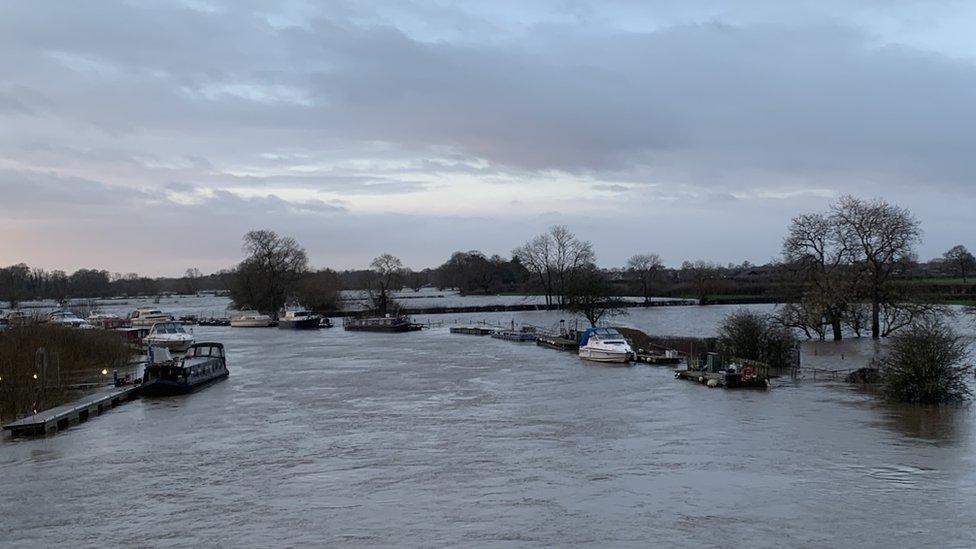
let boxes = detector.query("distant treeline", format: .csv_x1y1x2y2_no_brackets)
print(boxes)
2,201,973,320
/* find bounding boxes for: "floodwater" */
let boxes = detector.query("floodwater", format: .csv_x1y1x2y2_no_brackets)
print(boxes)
2,302,976,547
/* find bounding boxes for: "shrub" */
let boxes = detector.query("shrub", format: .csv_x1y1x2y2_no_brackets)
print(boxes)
718,309,798,369
881,318,972,404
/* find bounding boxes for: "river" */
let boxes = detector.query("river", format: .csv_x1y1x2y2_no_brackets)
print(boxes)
1,298,975,547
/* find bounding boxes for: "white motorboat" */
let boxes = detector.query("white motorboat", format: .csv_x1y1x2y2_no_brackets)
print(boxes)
130,307,174,327
144,322,195,352
48,310,95,329
231,310,274,328
577,327,633,364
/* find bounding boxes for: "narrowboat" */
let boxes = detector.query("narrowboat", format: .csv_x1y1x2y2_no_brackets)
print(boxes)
343,315,422,332
140,342,228,396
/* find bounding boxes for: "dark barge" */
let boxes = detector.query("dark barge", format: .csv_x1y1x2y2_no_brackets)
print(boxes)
343,316,423,333
140,342,229,396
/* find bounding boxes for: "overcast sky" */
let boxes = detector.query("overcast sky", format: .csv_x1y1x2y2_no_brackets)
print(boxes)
1,1,974,276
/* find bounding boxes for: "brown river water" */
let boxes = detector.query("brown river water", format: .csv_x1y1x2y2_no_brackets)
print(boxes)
2,302,975,547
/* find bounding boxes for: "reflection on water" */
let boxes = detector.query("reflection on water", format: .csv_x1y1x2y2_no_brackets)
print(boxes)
876,401,969,443
1,299,975,546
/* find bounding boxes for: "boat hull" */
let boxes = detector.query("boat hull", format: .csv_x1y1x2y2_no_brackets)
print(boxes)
139,371,228,396
231,320,274,328
343,324,422,332
579,347,631,363
145,338,194,352
278,317,321,330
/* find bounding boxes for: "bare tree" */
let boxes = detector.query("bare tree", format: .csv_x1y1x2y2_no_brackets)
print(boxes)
231,230,309,315
512,234,554,305
513,225,594,307
681,260,719,303
626,253,664,304
832,196,921,339
183,267,203,294
566,263,626,327
782,212,854,340
550,225,595,306
369,253,404,316
942,245,975,282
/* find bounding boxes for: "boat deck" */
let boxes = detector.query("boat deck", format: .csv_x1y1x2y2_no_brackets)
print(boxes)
2,385,140,437
450,326,496,336
535,334,579,351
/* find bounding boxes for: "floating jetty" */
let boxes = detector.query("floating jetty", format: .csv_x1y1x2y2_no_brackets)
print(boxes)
635,352,682,365
674,355,771,389
491,328,538,342
535,334,578,351
674,369,770,389
449,326,496,336
2,384,140,437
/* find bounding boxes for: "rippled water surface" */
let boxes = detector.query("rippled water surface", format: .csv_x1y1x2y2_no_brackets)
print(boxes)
2,304,976,547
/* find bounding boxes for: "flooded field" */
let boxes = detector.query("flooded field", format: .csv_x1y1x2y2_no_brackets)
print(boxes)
2,300,975,547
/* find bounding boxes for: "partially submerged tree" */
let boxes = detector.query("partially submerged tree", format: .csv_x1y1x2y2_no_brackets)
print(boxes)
782,212,854,340
230,230,309,315
295,268,342,312
942,245,975,282
565,263,626,327
627,253,664,304
832,195,921,339
880,318,972,404
369,253,404,316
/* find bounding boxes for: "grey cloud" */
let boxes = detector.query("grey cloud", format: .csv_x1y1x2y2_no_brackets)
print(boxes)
1,1,975,273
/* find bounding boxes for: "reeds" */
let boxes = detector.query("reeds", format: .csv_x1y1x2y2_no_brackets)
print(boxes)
0,323,134,422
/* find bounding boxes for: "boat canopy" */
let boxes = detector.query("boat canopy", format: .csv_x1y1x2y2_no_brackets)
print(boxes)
186,342,224,358
578,327,623,346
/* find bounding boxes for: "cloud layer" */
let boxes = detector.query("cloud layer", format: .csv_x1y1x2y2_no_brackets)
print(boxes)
1,1,973,274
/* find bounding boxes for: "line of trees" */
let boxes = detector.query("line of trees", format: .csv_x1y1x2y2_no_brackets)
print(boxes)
3,197,972,332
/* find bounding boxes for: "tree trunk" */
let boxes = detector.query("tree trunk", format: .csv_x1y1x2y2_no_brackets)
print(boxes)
871,299,880,339
831,318,843,341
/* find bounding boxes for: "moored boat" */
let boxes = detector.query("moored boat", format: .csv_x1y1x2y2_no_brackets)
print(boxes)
140,342,228,396
231,310,274,327
144,321,195,352
130,307,174,327
343,315,422,332
578,327,633,363
48,310,95,329
88,311,128,329
278,307,321,330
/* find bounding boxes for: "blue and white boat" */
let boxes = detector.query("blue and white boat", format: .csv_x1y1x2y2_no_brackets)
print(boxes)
578,327,633,363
